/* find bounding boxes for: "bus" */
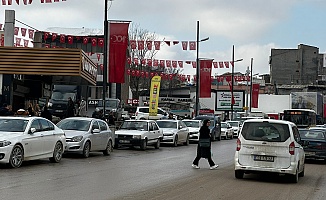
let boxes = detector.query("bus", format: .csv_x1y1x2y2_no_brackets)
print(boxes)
283,109,316,128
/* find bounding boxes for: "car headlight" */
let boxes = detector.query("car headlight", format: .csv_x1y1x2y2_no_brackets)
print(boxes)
133,135,141,139
71,136,83,142
47,102,53,107
0,140,11,147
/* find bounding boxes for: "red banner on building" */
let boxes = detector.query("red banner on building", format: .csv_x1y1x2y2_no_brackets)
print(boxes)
251,83,260,108
109,22,130,83
199,59,213,98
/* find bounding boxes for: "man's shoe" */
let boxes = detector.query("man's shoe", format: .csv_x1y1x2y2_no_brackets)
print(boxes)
192,164,200,169
209,165,219,170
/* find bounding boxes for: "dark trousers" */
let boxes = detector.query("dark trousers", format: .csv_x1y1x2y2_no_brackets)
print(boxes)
193,146,215,167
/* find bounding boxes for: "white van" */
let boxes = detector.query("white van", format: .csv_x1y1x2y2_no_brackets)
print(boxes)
135,106,167,120
234,119,305,183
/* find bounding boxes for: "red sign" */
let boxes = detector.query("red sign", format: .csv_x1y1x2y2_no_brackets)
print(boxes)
199,59,213,98
251,84,260,108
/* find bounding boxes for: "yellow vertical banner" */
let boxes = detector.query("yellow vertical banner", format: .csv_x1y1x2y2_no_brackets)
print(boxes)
149,76,161,116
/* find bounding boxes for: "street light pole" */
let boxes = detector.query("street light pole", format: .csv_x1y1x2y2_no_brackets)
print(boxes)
249,58,254,113
103,0,110,116
245,66,250,116
230,45,243,120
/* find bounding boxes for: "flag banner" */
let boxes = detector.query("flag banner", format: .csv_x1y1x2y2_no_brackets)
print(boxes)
173,41,179,45
109,22,130,83
164,41,170,46
91,38,97,46
227,81,235,105
129,40,136,49
98,38,104,47
224,61,229,68
189,41,196,50
219,62,224,68
182,41,188,50
14,27,19,35
153,59,158,66
199,59,213,98
192,61,196,68
83,37,88,44
154,41,160,50
166,60,171,67
160,60,165,67
60,34,65,43
172,61,177,68
28,29,34,39
146,41,152,50
147,59,152,66
213,62,218,68
137,40,144,50
251,84,260,108
178,61,183,68
21,28,26,36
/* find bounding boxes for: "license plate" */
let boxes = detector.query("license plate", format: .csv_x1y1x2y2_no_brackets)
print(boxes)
55,110,64,113
253,155,274,162
119,140,130,144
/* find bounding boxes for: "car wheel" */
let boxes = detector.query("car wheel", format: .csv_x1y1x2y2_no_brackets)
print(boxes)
173,135,178,147
49,142,63,163
183,135,189,146
289,166,299,183
299,164,305,177
140,139,147,150
235,170,244,179
154,139,160,149
103,140,113,156
9,145,24,168
82,141,91,158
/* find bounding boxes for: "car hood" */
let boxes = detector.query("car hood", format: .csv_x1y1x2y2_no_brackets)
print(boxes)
63,130,88,137
115,129,143,135
188,127,200,132
0,132,23,140
160,128,178,133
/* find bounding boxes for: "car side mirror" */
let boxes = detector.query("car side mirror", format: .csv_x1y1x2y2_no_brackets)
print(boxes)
29,127,36,134
179,125,182,129
92,128,100,133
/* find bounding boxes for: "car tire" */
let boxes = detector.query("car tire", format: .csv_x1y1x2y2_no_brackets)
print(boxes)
173,135,178,147
103,140,113,156
289,166,299,183
299,164,305,177
154,139,160,149
140,139,147,150
183,135,189,146
49,142,63,163
235,170,244,179
9,145,24,168
82,141,91,158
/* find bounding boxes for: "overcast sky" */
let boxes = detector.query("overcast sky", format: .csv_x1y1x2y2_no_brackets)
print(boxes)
1,0,326,77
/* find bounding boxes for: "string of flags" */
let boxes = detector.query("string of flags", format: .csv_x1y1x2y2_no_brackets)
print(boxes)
129,40,197,51
0,0,67,6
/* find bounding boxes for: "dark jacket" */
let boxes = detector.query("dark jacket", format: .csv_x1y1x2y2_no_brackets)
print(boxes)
198,125,212,158
66,99,75,117
41,107,52,122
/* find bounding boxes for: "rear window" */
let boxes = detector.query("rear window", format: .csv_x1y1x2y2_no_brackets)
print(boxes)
139,108,149,113
241,122,290,142
300,130,326,140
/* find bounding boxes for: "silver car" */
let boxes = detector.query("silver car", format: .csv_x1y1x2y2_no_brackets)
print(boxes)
156,120,190,146
57,117,114,158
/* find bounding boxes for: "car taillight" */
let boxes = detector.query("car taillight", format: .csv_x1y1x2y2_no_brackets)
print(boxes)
289,141,295,155
236,138,241,151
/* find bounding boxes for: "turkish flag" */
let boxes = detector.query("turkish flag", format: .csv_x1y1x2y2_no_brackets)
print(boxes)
227,81,235,105
21,28,27,37
23,39,29,47
134,58,138,65
14,27,19,35
159,60,165,67
189,41,196,50
129,40,136,49
67,36,74,44
178,61,183,68
91,38,97,46
127,57,131,64
127,69,131,75
164,41,170,46
109,23,130,83
60,34,65,43
44,32,49,40
147,59,152,66
154,41,160,50
51,33,57,41
251,84,260,108
44,44,50,48
2,0,6,5
98,38,104,47
146,41,152,50
83,37,88,44
219,62,224,68
23,0,27,4
97,53,101,61
15,37,21,46
137,40,144,50
187,75,190,81
182,41,188,50
166,60,171,67
8,0,12,5
173,41,179,45
192,61,196,68
213,62,218,68
199,59,213,98
28,29,34,39
224,61,230,68
153,59,158,66
172,61,177,68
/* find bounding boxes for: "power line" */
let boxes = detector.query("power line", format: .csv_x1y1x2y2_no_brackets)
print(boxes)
15,19,39,31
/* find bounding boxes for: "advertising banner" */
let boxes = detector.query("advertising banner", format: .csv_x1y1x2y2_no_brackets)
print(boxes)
291,92,323,116
199,59,213,98
251,84,260,108
215,91,245,111
149,76,161,116
109,22,130,83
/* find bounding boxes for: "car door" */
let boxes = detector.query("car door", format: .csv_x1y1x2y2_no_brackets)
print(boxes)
98,120,110,149
151,122,161,143
178,121,188,142
38,119,55,154
292,126,305,169
90,120,101,150
23,119,44,158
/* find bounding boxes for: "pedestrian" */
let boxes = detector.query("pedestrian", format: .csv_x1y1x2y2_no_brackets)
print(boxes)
168,113,174,119
192,119,219,170
0,103,14,116
79,98,87,117
27,103,35,116
108,111,116,125
41,106,52,122
66,97,75,118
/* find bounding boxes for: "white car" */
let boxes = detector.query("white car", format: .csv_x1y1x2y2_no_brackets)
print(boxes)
0,116,66,168
183,119,202,142
134,106,168,120
156,120,190,146
56,117,114,158
114,120,163,150
227,121,241,137
221,122,234,139
234,119,305,183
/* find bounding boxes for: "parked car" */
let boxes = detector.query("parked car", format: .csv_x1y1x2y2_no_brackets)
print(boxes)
182,119,202,142
134,106,168,120
0,116,66,168
234,119,305,183
156,120,190,146
114,120,163,150
299,127,326,160
227,121,241,137
193,115,221,141
56,117,114,158
221,122,234,139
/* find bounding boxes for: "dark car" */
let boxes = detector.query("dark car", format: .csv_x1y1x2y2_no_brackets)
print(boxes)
300,127,326,160
193,115,221,141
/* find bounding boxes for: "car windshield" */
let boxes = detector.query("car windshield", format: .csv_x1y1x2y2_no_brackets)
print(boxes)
241,122,290,142
156,121,177,129
228,122,238,127
300,130,326,140
51,91,75,101
0,119,28,132
183,121,200,127
221,123,228,128
120,121,148,131
57,119,90,131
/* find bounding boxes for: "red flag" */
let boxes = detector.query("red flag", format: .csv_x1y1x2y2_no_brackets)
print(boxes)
109,22,130,83
127,69,131,75
15,0,19,5
83,37,88,44
230,61,234,67
145,72,149,77
60,34,65,43
23,0,27,4
14,27,19,36
178,61,183,68
166,60,171,67
227,81,235,105
137,40,144,50
52,33,58,41
141,59,146,65
192,61,196,68
224,61,230,68
67,35,73,44
129,40,136,49
219,62,224,68
147,59,152,66
154,41,160,50
213,62,218,68
28,29,34,39
23,39,29,47
189,41,196,50
146,41,152,50
44,44,50,48
0,23,3,30
127,57,131,64
91,38,97,46
200,59,213,98
172,61,177,68
15,37,21,46
97,53,101,61
2,0,6,5
182,41,188,50
251,84,260,108
187,75,190,81
21,28,27,37
164,41,170,46
8,0,12,5
153,59,158,66
133,58,138,65
173,41,179,45
98,38,104,47
159,60,165,67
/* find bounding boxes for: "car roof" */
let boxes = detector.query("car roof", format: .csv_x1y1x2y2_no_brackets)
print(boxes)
182,119,201,122
124,119,154,122
0,116,42,120
157,119,178,122
243,119,295,126
61,117,96,122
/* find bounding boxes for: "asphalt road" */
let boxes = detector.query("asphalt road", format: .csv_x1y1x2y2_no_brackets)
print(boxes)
0,139,325,200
